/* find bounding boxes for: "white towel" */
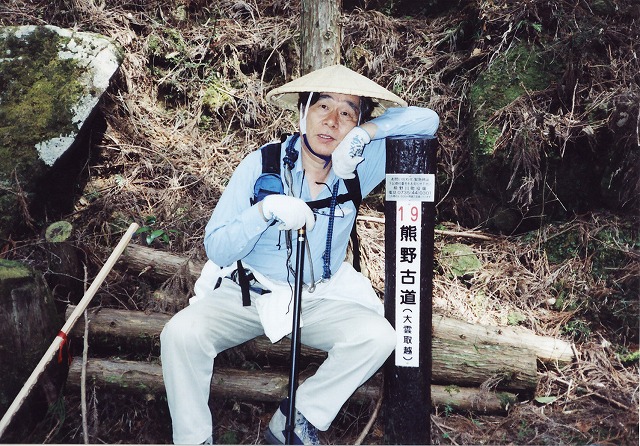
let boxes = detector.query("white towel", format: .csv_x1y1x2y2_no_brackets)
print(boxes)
189,260,234,305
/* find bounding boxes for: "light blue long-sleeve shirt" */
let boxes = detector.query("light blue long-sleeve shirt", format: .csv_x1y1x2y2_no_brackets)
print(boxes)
204,106,439,285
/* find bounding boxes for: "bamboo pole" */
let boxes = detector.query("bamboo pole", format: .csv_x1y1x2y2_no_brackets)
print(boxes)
0,223,139,439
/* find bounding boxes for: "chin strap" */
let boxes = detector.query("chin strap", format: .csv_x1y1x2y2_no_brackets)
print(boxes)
299,93,332,169
302,134,332,168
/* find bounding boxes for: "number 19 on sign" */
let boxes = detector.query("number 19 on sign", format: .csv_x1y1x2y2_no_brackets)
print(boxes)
395,201,422,367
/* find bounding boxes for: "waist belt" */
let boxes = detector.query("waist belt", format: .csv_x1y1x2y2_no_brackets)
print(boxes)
231,262,271,306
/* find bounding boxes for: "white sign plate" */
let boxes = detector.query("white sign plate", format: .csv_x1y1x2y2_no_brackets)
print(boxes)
394,200,422,367
385,174,435,202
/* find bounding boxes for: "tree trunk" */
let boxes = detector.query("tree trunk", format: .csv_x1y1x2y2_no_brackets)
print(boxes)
67,306,539,391
300,0,342,74
118,244,575,366
67,358,516,414
0,260,62,434
44,220,84,303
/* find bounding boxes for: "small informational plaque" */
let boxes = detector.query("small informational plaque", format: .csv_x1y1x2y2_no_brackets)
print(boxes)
385,174,435,202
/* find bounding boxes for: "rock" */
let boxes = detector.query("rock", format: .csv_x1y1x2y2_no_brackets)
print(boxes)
0,25,123,241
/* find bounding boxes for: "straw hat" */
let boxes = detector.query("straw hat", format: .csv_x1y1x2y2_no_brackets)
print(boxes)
266,64,408,115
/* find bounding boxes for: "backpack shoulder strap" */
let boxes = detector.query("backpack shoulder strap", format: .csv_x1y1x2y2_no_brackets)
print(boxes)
250,142,284,206
344,173,362,272
344,174,362,212
305,173,362,210
241,137,288,305
260,141,281,175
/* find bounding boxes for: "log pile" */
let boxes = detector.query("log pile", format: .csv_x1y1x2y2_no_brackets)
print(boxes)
64,245,575,415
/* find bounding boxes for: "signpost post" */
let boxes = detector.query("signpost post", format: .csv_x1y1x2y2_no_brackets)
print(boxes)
383,135,437,444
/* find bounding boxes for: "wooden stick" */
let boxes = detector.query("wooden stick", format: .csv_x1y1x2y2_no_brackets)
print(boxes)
0,223,139,439
354,395,383,445
356,216,495,241
81,310,90,443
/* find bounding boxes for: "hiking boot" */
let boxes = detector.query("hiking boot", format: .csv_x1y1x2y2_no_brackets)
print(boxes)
264,398,320,445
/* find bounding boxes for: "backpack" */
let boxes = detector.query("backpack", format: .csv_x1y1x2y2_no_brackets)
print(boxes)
237,135,363,305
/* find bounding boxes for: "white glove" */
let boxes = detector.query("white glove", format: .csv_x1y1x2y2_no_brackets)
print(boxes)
331,127,371,179
261,195,315,231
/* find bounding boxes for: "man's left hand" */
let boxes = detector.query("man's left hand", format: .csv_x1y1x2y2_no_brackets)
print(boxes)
331,127,371,179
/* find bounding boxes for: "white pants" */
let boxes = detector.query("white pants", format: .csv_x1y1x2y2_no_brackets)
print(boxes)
160,278,395,444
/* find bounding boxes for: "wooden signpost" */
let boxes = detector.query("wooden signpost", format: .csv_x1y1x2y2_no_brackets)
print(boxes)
384,135,438,444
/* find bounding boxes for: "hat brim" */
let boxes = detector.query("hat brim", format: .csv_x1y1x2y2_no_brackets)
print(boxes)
266,64,408,116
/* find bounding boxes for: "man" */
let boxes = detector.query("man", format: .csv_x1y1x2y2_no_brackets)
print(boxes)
160,64,439,444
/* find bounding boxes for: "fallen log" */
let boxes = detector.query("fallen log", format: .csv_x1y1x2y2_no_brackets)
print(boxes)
65,306,321,365
432,314,574,366
67,306,538,391
67,358,517,414
0,259,62,429
122,244,203,282
120,245,574,366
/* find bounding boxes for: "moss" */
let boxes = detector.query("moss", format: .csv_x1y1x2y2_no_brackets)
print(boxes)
0,27,85,178
469,42,559,155
590,227,638,277
468,43,563,225
44,220,73,242
539,220,639,342
497,391,516,408
0,258,32,281
468,43,564,204
470,43,558,128
440,243,482,278
617,349,640,364
543,231,581,265
444,384,460,395
0,260,59,416
474,126,502,157
543,223,638,277
105,374,127,386
202,77,233,113
507,311,526,326
146,27,189,68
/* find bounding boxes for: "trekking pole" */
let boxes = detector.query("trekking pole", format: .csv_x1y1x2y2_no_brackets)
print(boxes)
285,226,306,445
0,223,139,439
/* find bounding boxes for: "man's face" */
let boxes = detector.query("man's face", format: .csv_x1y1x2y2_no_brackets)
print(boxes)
303,92,361,157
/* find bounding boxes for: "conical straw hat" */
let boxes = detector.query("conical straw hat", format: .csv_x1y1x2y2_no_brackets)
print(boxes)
266,64,407,115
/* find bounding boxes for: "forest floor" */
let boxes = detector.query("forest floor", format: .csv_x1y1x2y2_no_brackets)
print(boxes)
0,0,638,444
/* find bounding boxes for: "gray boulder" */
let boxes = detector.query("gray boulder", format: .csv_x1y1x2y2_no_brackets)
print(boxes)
0,25,123,241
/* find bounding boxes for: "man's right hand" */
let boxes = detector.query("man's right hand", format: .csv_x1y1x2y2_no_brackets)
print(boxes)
260,195,315,231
